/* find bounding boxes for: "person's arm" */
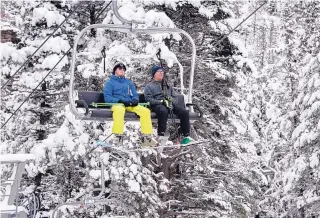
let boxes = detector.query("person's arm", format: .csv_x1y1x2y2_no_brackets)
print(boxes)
103,80,119,103
129,81,139,101
144,85,162,106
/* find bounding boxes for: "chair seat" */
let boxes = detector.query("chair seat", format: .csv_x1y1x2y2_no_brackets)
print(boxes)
76,91,202,121
79,109,200,121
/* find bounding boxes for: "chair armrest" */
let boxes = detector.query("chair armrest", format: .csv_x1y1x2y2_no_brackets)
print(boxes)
186,103,203,118
75,100,89,115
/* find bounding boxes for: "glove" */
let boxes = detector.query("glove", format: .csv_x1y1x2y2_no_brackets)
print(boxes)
131,99,139,106
118,100,131,107
161,99,170,108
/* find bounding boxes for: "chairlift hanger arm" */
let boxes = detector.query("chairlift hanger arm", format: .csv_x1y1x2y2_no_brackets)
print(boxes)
111,0,143,24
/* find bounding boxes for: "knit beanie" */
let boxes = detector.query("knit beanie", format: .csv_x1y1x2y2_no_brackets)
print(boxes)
113,62,126,74
151,65,164,77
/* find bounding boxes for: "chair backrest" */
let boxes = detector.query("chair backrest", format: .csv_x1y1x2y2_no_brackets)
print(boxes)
78,91,105,108
77,91,186,108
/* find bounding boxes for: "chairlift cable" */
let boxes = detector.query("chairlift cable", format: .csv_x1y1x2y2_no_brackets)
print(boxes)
1,51,70,129
207,0,267,53
95,1,112,21
1,2,83,90
1,2,112,129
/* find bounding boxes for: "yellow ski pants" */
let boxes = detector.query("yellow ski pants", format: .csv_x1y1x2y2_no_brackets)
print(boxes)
111,104,153,135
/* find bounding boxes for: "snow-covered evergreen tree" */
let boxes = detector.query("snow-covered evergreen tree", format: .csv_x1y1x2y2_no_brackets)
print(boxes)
3,0,319,217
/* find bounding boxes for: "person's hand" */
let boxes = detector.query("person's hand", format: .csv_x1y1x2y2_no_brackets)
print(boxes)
118,100,131,107
161,99,170,108
131,99,139,106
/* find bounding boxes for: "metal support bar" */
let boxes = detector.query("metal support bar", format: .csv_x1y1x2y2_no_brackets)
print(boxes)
111,0,143,24
1,155,35,218
96,158,106,198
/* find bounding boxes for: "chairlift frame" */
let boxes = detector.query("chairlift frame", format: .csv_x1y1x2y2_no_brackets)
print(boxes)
51,156,128,218
0,154,36,218
69,0,196,121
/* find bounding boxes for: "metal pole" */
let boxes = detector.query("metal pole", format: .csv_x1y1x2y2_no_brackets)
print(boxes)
111,0,143,24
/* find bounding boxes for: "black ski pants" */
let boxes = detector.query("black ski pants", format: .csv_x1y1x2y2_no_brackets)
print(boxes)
151,104,190,137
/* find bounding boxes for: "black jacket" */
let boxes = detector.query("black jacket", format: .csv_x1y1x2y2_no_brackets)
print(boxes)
144,80,178,106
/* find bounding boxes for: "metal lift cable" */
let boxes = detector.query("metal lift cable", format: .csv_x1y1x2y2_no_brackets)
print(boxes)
205,0,267,54
1,51,70,129
1,1,112,129
95,1,112,21
1,2,83,90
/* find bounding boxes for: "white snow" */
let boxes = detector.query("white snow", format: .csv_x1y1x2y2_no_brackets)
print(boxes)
248,121,259,139
309,152,319,168
113,3,145,24
77,143,86,156
41,54,68,70
45,11,65,27
128,179,140,192
232,120,246,134
0,43,17,61
145,10,174,28
66,138,76,151
42,36,70,53
199,5,217,18
32,7,49,26
129,164,139,176
291,123,307,140
230,38,248,57
89,170,101,179
77,63,97,79
54,124,70,144
209,21,217,30
32,7,64,27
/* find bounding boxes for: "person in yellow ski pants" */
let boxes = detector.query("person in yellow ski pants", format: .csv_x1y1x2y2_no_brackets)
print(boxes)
111,104,152,135
103,62,156,147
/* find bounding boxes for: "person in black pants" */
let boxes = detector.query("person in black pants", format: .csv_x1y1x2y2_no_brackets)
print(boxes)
144,65,192,145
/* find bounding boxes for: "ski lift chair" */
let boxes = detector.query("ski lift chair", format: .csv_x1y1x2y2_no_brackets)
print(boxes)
69,1,202,123
70,24,202,122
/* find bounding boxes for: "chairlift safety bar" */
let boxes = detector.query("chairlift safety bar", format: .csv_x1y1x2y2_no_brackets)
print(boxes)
91,102,150,108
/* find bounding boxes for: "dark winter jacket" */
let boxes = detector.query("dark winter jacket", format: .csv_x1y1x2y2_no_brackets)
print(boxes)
103,75,139,103
144,80,178,106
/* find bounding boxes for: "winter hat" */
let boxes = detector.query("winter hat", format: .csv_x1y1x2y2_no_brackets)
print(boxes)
151,65,164,78
113,62,126,74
